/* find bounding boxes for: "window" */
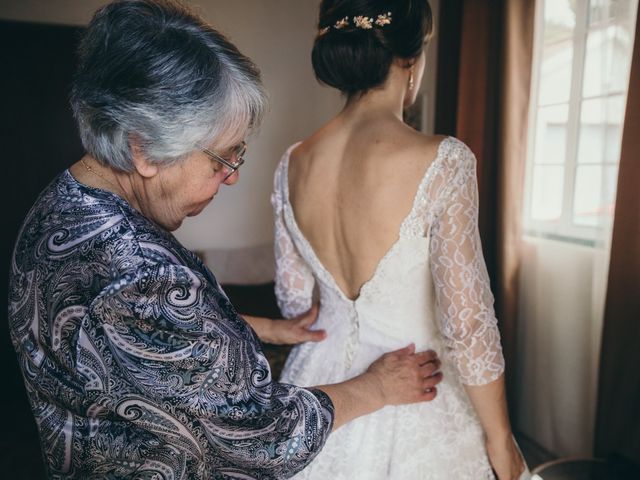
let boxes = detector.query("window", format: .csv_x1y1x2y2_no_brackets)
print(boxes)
524,0,638,243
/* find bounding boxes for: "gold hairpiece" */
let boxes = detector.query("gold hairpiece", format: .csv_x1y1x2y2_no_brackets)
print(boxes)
335,16,349,29
318,11,392,36
353,16,373,29
375,12,392,27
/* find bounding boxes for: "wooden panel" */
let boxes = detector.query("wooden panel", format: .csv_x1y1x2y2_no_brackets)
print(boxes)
0,20,84,478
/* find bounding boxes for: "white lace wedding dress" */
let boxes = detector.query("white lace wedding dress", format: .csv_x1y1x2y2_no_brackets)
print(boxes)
271,137,510,479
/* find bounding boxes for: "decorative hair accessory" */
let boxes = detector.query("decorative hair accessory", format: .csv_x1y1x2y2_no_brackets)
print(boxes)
318,11,392,36
335,16,350,29
375,12,392,26
353,15,373,29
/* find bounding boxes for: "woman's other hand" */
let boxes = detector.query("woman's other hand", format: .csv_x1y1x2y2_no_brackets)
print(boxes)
269,304,326,345
486,435,526,480
242,305,326,345
365,344,442,405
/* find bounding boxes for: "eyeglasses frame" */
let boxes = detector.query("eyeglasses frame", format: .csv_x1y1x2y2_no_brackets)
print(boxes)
202,141,247,180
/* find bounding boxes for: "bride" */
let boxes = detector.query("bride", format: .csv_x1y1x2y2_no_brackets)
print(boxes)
272,1,528,478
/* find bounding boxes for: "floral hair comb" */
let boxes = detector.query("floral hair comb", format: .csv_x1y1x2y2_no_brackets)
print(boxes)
319,12,392,36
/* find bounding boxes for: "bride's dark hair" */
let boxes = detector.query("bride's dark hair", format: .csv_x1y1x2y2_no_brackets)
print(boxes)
312,0,433,96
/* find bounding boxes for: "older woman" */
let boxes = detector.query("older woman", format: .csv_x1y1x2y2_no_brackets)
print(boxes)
7,1,442,479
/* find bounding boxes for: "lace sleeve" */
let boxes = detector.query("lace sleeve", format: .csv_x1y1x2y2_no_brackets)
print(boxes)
272,159,315,319
429,142,505,385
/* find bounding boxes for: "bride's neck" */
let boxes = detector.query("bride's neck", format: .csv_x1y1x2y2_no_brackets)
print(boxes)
339,67,409,124
341,88,404,123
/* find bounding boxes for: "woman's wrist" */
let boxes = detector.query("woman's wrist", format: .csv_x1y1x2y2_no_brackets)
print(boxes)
315,373,385,431
242,315,276,343
350,372,387,412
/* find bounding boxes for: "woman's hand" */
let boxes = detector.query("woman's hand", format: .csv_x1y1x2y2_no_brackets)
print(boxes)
316,344,443,430
268,305,326,345
242,305,326,345
365,344,442,406
486,435,526,480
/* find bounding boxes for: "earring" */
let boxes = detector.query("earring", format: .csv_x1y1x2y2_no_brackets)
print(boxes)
408,67,415,91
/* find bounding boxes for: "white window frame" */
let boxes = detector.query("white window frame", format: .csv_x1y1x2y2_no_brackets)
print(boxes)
523,0,634,245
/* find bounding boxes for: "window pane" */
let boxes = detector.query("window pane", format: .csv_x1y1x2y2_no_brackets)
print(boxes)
534,104,569,165
577,95,625,164
531,165,565,222
589,0,635,26
573,165,618,226
544,0,576,39
582,24,636,97
539,0,576,105
539,43,574,105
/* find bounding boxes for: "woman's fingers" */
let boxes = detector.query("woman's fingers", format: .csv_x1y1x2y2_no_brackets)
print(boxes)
297,327,326,342
414,349,438,365
365,346,443,406
385,343,416,357
422,372,443,390
420,387,438,401
418,357,441,376
294,304,319,327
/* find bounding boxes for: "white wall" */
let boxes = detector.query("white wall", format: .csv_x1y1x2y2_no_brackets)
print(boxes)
516,237,607,457
175,1,344,253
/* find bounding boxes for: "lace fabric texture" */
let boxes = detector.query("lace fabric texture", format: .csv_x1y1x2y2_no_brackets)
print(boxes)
272,137,506,479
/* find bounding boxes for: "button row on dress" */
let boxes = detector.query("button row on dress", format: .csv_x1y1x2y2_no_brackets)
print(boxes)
343,308,360,371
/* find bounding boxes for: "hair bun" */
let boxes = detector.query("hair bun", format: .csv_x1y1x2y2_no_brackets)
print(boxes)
312,28,392,95
311,0,433,96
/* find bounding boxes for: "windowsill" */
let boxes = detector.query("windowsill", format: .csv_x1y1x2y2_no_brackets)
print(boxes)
522,230,597,248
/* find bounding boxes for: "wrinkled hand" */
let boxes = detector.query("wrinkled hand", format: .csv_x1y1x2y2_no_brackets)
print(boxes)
268,305,326,345
486,435,526,480
365,344,443,406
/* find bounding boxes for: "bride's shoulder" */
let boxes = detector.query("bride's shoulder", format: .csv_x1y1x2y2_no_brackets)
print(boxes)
273,142,299,195
275,141,303,174
435,136,476,162
278,141,303,164
428,136,478,177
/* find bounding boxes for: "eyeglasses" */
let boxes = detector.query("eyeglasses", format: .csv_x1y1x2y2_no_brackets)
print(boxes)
202,141,247,180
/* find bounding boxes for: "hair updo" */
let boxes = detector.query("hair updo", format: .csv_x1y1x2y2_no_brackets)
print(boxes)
312,0,433,96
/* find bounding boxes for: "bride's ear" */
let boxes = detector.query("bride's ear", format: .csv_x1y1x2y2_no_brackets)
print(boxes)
130,134,159,178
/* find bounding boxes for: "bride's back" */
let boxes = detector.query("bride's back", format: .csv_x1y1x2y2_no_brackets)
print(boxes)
288,115,444,301
286,0,438,301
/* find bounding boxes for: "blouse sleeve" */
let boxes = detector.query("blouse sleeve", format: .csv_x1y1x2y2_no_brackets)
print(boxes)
271,159,316,319
429,142,505,386
92,261,333,478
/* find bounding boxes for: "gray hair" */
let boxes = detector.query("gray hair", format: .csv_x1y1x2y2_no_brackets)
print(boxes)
70,0,267,171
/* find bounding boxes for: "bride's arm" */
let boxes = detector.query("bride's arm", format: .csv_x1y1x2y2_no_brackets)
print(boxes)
465,377,524,480
236,160,324,347
429,141,523,479
271,159,317,319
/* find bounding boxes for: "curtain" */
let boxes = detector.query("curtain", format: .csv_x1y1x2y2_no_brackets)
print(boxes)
436,0,536,414
594,5,640,465
496,0,537,418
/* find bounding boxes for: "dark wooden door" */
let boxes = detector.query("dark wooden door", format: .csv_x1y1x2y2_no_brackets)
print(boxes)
0,20,84,478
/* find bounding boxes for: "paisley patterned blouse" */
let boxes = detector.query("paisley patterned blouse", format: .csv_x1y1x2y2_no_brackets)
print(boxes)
8,170,334,479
